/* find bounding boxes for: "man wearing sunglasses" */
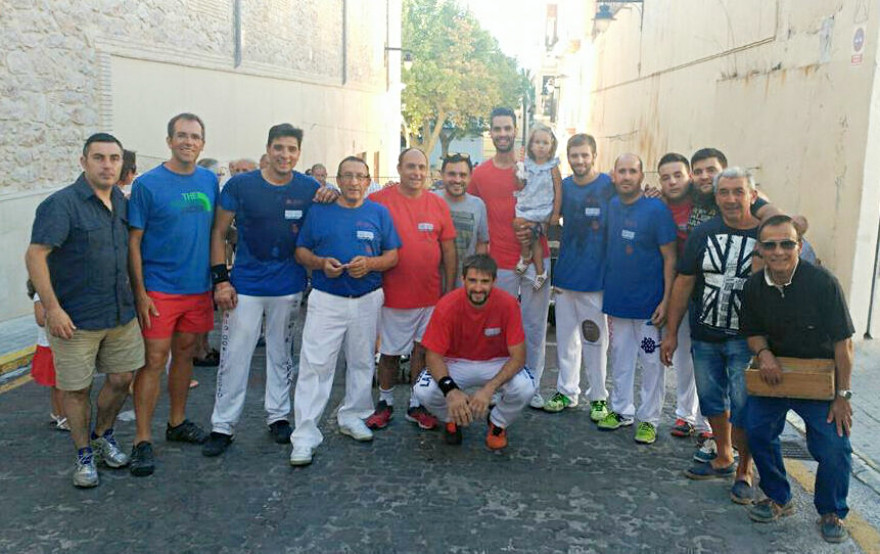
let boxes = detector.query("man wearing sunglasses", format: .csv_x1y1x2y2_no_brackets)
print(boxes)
740,214,854,543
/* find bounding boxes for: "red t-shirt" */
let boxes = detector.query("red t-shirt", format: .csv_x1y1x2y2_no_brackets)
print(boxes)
468,160,550,269
421,287,525,361
371,185,456,309
666,198,693,257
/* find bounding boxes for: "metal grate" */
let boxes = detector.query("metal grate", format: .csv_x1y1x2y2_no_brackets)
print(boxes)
781,439,813,460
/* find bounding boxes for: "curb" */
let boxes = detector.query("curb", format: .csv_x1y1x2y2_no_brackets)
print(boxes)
0,345,35,377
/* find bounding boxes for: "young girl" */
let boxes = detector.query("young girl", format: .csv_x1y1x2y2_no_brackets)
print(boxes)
27,280,68,431
514,125,562,289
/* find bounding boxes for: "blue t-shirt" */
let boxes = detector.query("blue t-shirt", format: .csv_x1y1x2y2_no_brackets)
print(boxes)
296,200,402,297
602,196,677,319
221,170,319,296
129,164,218,294
553,173,615,292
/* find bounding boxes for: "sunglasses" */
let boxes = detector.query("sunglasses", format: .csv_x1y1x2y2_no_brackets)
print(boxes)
444,152,471,161
759,240,798,250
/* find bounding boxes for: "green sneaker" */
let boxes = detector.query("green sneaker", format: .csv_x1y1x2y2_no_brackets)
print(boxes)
543,392,577,413
634,422,657,444
589,400,609,422
597,411,633,431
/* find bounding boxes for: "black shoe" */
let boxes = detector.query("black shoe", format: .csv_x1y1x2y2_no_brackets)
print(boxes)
202,432,234,457
129,441,155,477
268,420,293,444
166,419,208,444
444,422,463,445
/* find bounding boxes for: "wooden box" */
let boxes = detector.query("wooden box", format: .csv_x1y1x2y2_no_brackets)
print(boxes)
745,357,836,401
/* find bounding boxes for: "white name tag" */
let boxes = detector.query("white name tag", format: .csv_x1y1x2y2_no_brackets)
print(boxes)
418,222,434,232
584,207,601,217
484,327,501,337
621,230,635,240
357,230,375,240
284,210,302,220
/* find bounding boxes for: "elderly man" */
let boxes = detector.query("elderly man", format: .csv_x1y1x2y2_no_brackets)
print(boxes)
741,214,854,543
414,254,535,449
26,133,144,488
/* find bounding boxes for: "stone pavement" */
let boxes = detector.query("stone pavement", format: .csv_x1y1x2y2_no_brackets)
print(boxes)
1,333,876,553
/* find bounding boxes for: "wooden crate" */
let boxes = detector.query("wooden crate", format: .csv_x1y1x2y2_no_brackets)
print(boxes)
745,357,835,401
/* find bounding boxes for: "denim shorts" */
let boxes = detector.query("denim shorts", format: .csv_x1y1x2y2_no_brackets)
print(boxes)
691,338,751,428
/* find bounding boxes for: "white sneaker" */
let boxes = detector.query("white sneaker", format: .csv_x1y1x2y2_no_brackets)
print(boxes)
529,392,545,409
339,419,374,442
289,445,315,466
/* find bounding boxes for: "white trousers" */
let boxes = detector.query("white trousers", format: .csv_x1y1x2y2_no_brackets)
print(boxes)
672,318,710,431
496,258,550,385
291,289,384,449
608,316,666,425
211,293,302,435
413,358,536,428
554,289,608,401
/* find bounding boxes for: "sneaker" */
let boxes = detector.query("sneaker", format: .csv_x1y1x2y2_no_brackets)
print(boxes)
91,432,130,468
268,420,293,444
589,400,609,422
72,452,99,488
289,444,315,466
597,411,634,431
129,441,155,477
339,419,374,442
529,392,545,410
684,461,736,480
366,401,393,430
820,514,848,543
634,422,657,444
730,479,755,505
670,418,695,438
693,438,717,463
166,419,208,444
486,420,508,450
543,392,578,413
444,422,462,445
405,406,438,430
202,432,234,457
748,498,795,523
116,409,136,422
56,417,71,431
696,431,713,445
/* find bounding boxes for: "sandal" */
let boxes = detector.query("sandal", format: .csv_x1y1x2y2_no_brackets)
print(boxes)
515,257,531,275
533,271,548,290
193,348,220,367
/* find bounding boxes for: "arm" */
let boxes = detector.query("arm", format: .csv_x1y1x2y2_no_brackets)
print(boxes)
652,242,677,327
659,274,696,366
346,248,399,279
25,244,75,339
746,335,783,385
549,167,563,226
439,239,457,294
313,186,340,204
295,246,345,278
426,348,473,426
128,228,159,330
211,208,237,310
827,338,854,436
468,341,527,420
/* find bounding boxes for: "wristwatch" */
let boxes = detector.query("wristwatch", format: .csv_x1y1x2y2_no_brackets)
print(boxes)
837,390,853,400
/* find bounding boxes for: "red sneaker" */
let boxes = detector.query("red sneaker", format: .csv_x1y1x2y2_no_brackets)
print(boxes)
670,418,695,438
486,420,508,450
444,422,462,445
696,431,714,445
365,401,393,430
405,406,438,430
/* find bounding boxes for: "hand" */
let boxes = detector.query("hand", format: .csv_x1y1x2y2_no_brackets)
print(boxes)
314,186,339,204
347,256,372,279
469,386,494,420
136,292,160,331
644,185,662,199
46,306,76,339
322,257,345,278
549,214,561,227
660,332,678,366
651,299,668,328
757,350,783,386
214,281,238,310
514,223,533,246
446,389,473,427
826,397,852,437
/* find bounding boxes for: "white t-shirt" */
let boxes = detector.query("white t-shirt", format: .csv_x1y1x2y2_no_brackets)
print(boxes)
33,292,49,347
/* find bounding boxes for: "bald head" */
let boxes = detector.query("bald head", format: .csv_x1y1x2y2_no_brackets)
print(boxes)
614,153,643,172
612,152,645,201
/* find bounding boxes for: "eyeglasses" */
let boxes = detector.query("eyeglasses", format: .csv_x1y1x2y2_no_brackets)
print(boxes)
444,152,471,161
338,173,369,182
759,240,798,251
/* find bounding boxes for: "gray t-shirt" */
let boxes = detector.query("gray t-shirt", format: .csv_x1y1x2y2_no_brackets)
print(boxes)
435,191,489,287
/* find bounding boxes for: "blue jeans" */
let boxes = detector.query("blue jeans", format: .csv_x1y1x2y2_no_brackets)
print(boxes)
691,338,751,428
746,396,851,518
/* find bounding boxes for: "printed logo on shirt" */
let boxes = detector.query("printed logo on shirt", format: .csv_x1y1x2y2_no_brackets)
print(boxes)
357,230,375,241
584,207,601,217
484,327,501,337
418,222,435,232
621,230,635,240
172,191,213,213
284,210,303,220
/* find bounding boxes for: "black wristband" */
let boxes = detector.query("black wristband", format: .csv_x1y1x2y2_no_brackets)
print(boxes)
438,376,459,397
755,347,770,358
211,264,230,286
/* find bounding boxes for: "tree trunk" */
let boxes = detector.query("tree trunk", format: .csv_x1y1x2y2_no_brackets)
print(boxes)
439,131,453,160
421,108,447,163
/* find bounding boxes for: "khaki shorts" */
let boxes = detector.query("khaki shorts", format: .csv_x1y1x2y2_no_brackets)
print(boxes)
48,318,145,391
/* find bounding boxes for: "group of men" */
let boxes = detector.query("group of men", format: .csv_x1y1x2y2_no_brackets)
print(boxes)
27,106,855,543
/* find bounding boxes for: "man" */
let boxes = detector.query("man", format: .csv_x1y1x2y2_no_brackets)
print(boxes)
310,163,328,186
366,148,457,431
543,134,614,421
229,158,257,176
118,149,137,197
128,113,219,476
468,107,551,409
414,254,535,449
289,156,400,465
661,167,760,504
596,154,677,444
435,152,489,288
202,124,323,456
740,214,854,542
26,133,144,488
656,153,712,441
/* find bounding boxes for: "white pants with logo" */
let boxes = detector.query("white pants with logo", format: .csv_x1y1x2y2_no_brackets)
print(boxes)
291,289,383,449
608,316,666,425
211,293,302,435
554,289,608,401
414,358,536,428
672,318,710,431
496,258,551,386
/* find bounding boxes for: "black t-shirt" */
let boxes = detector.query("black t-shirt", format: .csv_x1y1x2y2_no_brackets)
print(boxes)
741,261,854,358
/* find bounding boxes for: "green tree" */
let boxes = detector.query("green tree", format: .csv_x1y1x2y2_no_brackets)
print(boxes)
401,0,526,159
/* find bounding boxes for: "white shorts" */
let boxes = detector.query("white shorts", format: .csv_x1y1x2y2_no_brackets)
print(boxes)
379,306,434,356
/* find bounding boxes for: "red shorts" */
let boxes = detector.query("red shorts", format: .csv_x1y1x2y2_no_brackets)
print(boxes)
31,345,56,387
142,291,214,340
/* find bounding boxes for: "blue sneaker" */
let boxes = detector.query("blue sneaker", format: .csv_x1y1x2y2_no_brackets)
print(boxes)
684,461,736,480
730,480,754,504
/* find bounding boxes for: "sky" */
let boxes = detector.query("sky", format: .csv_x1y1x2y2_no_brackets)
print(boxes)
460,0,547,73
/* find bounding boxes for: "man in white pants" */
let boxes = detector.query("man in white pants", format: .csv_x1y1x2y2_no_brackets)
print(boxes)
467,107,550,409
289,156,400,466
414,254,534,450
543,134,614,422
204,124,334,456
596,154,677,445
